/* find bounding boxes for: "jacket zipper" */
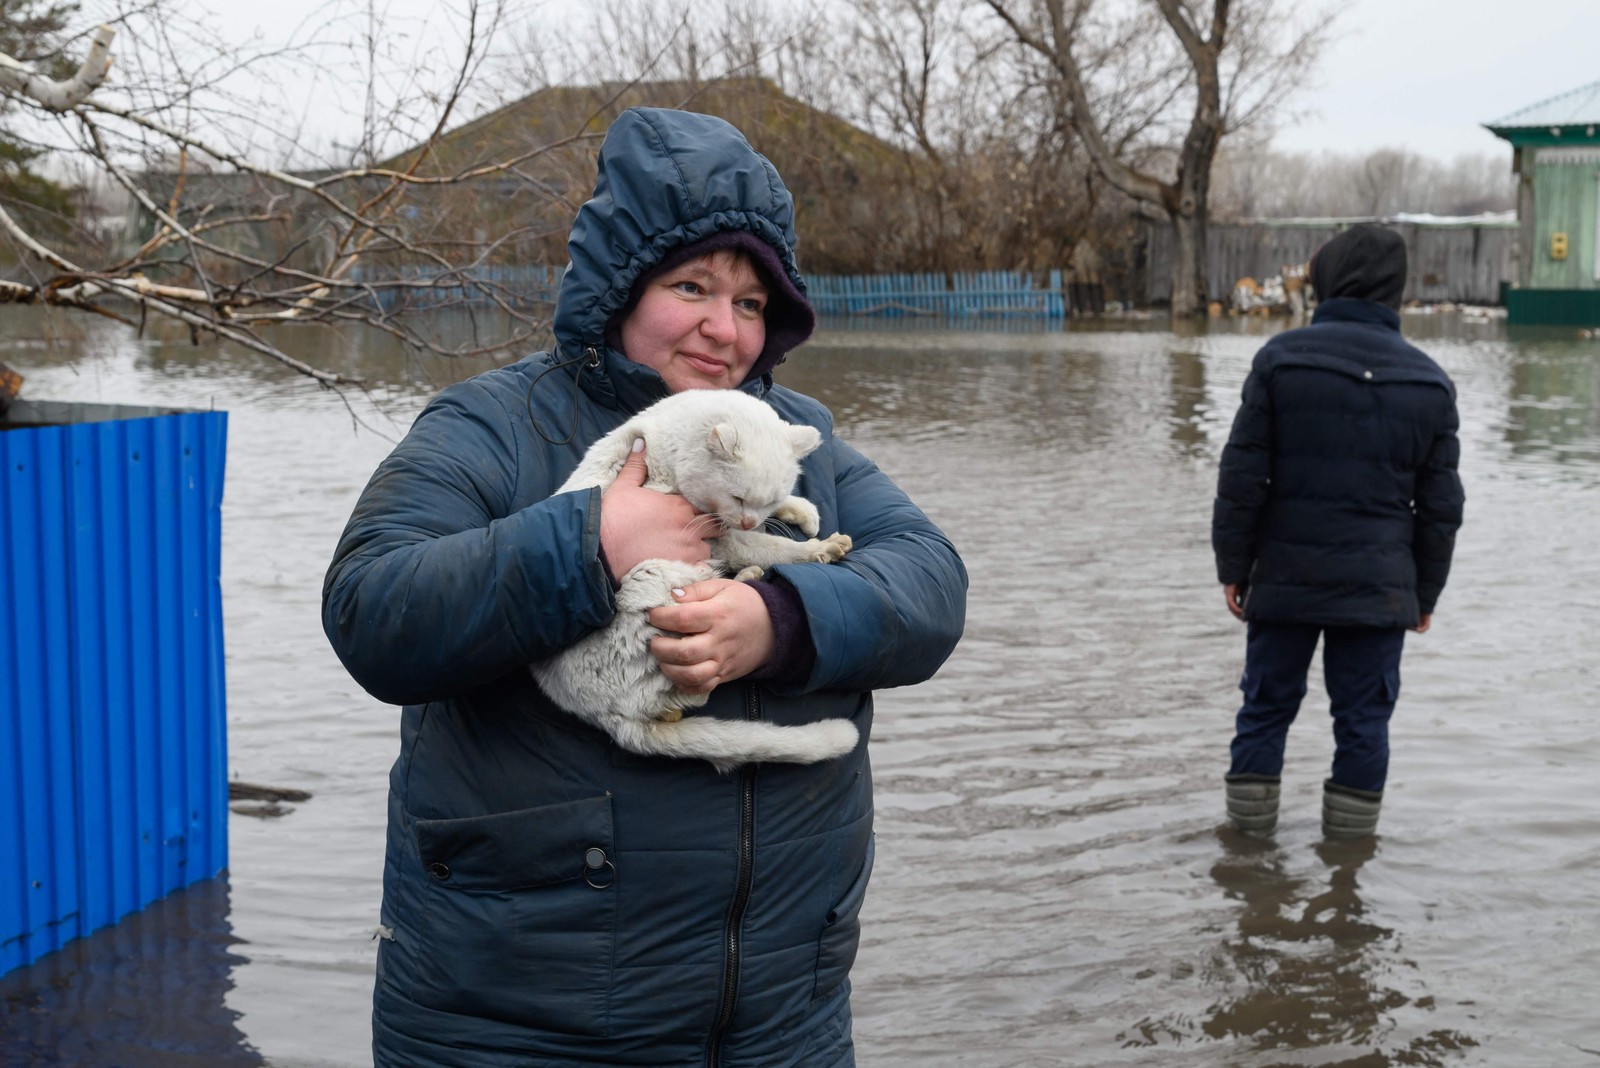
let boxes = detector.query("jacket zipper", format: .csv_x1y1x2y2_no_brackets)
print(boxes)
707,684,760,1067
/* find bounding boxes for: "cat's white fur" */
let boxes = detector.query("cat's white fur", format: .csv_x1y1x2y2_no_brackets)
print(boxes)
530,390,858,772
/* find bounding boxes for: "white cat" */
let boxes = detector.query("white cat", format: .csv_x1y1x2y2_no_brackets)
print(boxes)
530,390,859,772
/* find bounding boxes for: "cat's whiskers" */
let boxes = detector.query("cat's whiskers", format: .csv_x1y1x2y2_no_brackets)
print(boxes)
684,513,726,539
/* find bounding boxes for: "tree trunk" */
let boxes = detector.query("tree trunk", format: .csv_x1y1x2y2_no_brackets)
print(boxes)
1168,124,1216,318
1168,207,1205,318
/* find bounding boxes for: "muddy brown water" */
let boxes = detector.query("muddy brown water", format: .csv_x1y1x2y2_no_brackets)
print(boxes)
2,307,1597,1067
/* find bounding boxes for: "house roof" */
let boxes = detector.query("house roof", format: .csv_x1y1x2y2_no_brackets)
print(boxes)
370,78,908,273
1486,80,1600,134
382,78,899,180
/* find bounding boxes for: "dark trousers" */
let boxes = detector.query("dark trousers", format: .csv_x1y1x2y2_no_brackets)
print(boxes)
1228,622,1407,793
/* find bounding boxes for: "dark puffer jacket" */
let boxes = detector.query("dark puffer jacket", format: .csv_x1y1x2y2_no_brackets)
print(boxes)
322,108,967,1067
1212,290,1465,627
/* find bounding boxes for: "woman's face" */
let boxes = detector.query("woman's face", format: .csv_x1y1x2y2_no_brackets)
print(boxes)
619,250,768,392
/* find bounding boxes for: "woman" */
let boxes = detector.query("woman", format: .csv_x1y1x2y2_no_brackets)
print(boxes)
323,107,967,1067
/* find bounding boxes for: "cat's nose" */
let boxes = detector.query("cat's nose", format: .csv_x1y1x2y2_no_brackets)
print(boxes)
740,515,758,530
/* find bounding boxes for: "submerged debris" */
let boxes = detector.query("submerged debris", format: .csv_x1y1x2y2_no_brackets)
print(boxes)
229,781,313,803
228,781,313,817
229,800,296,819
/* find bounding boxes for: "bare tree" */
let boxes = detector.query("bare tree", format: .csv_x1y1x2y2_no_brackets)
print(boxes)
826,0,1023,269
0,0,585,387
980,0,1330,315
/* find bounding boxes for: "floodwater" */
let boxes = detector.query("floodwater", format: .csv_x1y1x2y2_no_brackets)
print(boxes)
2,305,1598,1067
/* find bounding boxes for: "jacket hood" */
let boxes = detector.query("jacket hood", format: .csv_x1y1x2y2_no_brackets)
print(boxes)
1309,225,1407,310
553,107,812,384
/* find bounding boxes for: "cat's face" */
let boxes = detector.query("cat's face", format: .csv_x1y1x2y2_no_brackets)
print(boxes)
678,418,821,531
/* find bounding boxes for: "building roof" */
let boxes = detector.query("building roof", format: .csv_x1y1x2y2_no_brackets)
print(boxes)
1486,80,1600,133
371,78,909,274
381,78,898,180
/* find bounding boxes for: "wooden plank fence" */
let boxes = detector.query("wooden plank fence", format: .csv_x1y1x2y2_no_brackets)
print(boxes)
346,265,1105,320
1145,219,1517,306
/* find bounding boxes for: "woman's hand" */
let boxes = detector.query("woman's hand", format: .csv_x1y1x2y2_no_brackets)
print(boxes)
600,440,713,578
647,579,774,694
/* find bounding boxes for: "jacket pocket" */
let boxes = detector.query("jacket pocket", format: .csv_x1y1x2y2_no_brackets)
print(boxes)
408,794,617,1036
812,834,874,1003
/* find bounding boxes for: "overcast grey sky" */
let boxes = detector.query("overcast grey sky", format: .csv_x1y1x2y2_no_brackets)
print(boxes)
201,0,1600,164
1270,0,1600,161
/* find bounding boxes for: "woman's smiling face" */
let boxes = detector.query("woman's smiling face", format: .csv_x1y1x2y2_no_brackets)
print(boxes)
619,250,768,392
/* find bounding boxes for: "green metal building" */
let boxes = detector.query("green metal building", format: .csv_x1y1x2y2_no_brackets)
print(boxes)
1487,80,1600,325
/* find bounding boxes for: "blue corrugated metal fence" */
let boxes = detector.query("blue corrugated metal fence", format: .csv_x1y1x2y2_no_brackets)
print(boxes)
1,407,229,978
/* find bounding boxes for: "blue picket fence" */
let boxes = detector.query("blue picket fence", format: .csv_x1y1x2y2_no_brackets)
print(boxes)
806,270,1070,319
345,265,1101,320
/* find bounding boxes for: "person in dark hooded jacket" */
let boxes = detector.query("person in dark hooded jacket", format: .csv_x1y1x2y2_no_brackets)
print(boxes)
1212,224,1464,840
322,108,967,1067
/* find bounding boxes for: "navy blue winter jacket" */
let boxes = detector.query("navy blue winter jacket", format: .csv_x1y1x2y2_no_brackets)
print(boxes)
322,109,967,1067
1212,298,1464,627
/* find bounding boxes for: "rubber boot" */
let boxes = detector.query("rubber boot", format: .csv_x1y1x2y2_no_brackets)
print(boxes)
1322,780,1383,839
1224,774,1281,837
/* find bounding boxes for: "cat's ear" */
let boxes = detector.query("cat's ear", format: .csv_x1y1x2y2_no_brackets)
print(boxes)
787,424,822,459
708,422,741,460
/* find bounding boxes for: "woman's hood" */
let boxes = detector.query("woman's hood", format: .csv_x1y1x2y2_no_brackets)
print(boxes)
552,107,810,367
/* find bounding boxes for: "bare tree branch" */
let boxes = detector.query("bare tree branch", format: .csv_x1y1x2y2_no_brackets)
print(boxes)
0,24,114,110
0,1,579,387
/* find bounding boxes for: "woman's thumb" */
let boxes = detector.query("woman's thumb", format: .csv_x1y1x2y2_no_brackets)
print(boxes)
616,437,648,486
669,580,717,603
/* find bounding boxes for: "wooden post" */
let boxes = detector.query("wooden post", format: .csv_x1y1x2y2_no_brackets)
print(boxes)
1516,146,1537,290
0,360,22,415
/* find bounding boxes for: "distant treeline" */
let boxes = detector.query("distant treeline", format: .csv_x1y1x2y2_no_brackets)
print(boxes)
1210,147,1516,220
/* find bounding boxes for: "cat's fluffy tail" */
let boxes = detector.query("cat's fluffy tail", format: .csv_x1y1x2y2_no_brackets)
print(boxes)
610,716,859,774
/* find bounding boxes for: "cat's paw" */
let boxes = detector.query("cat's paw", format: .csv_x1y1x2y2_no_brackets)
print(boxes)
812,532,852,563
660,690,710,718
734,565,766,581
773,497,821,536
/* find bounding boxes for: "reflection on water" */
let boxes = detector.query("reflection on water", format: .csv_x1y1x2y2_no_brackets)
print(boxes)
0,878,263,1067
3,306,1599,1066
1193,834,1477,1066
1167,348,1211,457
1504,341,1600,467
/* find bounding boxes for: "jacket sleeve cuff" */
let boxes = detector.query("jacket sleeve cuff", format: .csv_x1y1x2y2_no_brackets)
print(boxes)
746,574,816,684
597,542,621,590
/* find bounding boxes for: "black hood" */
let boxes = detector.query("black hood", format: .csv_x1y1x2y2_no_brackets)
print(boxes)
1309,225,1407,310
